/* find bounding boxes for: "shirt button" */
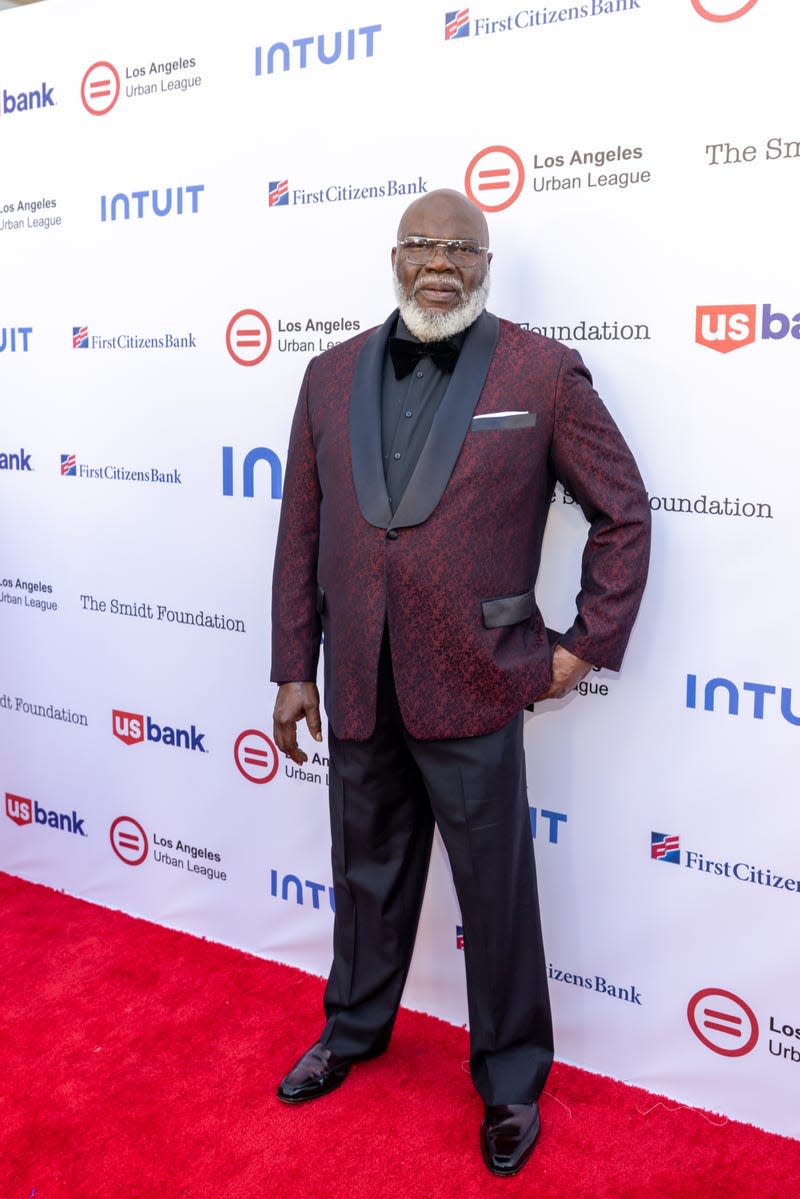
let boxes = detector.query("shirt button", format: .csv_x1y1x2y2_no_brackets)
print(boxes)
393,452,401,460
415,370,424,378
386,529,399,540
404,410,413,418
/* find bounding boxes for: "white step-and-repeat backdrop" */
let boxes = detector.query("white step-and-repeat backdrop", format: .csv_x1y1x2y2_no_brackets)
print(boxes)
2,0,798,1140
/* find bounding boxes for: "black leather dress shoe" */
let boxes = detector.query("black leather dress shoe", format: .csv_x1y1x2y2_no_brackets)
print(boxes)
276,1041,353,1104
480,1102,541,1176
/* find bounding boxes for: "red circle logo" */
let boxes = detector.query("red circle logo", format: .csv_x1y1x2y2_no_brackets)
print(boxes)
234,729,279,784
81,61,121,116
691,0,760,21
225,309,272,366
465,145,525,213
110,815,148,866
687,988,759,1056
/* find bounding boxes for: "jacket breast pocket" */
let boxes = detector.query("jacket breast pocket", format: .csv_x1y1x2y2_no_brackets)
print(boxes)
470,412,537,432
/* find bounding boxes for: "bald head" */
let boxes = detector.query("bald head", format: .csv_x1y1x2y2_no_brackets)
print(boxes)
396,188,490,247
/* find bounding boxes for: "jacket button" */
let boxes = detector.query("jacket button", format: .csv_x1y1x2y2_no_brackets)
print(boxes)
386,529,399,540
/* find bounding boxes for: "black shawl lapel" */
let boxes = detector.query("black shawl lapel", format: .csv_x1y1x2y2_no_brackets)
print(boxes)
349,310,396,529
392,309,499,529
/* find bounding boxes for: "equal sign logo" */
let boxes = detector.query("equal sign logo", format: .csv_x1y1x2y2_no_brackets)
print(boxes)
464,145,525,213
268,180,289,207
81,61,121,116
109,815,149,866
73,325,89,349
225,309,272,366
233,729,279,784
60,454,77,477
445,9,470,39
687,988,759,1057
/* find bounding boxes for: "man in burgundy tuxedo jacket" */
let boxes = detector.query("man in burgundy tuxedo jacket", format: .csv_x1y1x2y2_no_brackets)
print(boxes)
271,190,650,1176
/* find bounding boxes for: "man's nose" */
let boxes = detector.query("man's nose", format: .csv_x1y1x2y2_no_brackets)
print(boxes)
427,243,455,269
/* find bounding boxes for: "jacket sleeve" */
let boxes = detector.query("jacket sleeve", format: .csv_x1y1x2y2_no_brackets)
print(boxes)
270,361,323,684
548,347,651,671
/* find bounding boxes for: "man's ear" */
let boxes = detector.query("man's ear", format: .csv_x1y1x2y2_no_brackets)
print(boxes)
391,247,397,270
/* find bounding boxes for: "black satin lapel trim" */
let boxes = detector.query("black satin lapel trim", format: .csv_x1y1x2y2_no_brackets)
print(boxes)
391,310,500,530
349,310,396,529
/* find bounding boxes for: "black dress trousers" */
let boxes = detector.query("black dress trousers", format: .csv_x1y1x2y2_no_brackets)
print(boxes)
320,629,554,1105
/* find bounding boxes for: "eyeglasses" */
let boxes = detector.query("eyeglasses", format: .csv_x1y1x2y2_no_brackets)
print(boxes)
397,236,489,268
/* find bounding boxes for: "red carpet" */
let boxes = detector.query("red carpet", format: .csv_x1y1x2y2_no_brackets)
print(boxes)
0,872,797,1199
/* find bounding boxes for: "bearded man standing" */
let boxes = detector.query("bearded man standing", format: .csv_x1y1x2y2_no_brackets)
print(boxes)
270,188,650,1176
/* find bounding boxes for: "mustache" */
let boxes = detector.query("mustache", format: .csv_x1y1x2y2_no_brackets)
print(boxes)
412,274,465,297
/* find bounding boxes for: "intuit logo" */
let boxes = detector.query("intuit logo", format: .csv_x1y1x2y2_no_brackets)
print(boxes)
529,806,567,843
269,869,335,912
112,708,207,752
222,446,283,499
255,25,381,74
0,327,33,353
100,184,204,222
695,303,800,353
0,448,32,472
5,792,87,836
686,674,799,725
1,80,55,116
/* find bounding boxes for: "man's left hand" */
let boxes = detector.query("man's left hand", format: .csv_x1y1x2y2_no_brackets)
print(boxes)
540,646,593,700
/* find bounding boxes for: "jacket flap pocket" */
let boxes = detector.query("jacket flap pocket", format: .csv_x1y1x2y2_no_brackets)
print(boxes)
481,589,534,629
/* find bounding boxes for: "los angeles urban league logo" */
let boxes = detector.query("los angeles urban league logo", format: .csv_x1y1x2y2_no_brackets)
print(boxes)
687,988,758,1056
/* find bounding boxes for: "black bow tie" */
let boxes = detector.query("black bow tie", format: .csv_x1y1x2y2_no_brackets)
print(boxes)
388,336,460,380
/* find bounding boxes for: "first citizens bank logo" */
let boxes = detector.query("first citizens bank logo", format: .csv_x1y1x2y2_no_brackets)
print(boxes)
650,832,800,896
72,323,196,352
444,2,641,41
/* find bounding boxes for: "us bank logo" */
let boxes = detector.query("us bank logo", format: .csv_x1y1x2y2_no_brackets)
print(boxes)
695,303,800,353
1,79,55,117
691,0,759,21
6,791,87,837
445,9,470,38
112,708,207,753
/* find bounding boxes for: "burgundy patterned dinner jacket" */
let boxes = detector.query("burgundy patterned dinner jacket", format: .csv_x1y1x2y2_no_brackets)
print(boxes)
271,309,650,742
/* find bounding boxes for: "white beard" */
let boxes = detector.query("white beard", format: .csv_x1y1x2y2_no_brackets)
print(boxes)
392,270,490,342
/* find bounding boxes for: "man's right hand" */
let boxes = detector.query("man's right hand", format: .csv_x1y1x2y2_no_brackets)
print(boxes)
273,681,323,765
